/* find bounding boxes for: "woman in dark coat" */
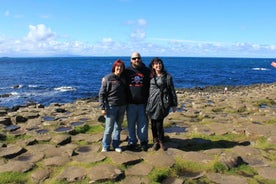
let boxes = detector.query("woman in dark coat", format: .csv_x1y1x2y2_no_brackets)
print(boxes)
146,57,178,151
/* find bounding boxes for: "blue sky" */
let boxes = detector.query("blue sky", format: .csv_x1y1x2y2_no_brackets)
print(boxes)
1,0,276,58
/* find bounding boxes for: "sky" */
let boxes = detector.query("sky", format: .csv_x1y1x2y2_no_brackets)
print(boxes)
1,0,276,58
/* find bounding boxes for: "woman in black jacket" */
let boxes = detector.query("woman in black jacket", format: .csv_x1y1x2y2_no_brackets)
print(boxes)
99,59,128,153
146,57,178,151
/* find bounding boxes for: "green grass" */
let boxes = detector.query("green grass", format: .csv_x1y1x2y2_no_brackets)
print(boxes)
148,167,170,183
74,124,104,134
266,118,276,125
0,172,28,184
254,98,276,107
213,162,228,173
228,164,257,177
3,134,33,144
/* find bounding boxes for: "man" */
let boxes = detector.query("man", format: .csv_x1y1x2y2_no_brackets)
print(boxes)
125,52,151,151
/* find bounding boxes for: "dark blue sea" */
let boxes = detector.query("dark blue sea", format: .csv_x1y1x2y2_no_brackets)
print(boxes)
0,57,275,108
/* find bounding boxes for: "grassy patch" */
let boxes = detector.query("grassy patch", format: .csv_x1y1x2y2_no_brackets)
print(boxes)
149,168,170,183
74,124,91,134
266,118,276,125
254,98,276,107
213,162,228,173
73,124,104,134
4,134,33,144
0,172,28,184
174,160,206,174
249,175,276,184
254,136,276,150
228,164,257,177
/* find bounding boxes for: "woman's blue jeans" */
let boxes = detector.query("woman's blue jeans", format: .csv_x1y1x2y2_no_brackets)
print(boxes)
102,105,126,150
126,104,148,145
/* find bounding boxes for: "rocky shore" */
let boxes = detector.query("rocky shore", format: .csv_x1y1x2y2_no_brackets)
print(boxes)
0,83,276,184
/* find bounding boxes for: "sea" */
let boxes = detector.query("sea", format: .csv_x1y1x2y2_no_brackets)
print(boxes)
0,57,275,108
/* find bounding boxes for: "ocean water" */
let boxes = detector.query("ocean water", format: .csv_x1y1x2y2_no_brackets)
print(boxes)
0,57,275,108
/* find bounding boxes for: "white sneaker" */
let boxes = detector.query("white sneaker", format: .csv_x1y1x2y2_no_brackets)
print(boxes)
101,148,108,152
115,147,122,153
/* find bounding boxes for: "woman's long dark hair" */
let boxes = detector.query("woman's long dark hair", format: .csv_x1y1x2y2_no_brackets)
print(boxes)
149,57,166,78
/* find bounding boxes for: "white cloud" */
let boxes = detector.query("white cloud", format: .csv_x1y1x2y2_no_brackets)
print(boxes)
0,24,276,57
24,24,56,42
130,29,146,40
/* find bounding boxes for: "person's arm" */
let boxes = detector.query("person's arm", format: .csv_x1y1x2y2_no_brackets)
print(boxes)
99,77,108,115
271,61,276,68
167,74,178,112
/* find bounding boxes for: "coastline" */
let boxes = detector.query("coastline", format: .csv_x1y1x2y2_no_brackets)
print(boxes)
1,82,275,110
0,82,276,183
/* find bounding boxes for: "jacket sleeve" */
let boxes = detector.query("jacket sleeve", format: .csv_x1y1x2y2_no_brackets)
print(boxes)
167,74,178,107
99,77,108,110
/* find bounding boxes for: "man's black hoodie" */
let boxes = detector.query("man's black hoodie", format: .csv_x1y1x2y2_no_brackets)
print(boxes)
125,63,151,104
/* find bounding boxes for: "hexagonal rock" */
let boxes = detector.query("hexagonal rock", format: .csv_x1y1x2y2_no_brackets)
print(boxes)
75,144,101,154
108,152,143,166
43,155,70,166
218,152,245,169
125,162,153,176
180,151,215,164
256,166,276,180
13,151,44,163
120,176,150,184
143,151,175,168
0,160,35,173
87,163,124,183
73,153,106,164
27,144,68,158
206,173,248,184
0,145,26,159
31,168,51,183
58,166,87,182
72,133,103,143
51,134,71,146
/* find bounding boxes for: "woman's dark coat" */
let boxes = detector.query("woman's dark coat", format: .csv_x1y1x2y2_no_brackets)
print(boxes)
146,72,178,120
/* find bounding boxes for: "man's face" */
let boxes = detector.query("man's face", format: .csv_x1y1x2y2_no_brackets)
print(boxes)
131,53,141,68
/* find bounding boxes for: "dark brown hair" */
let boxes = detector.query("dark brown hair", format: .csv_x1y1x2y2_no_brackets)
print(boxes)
149,57,166,77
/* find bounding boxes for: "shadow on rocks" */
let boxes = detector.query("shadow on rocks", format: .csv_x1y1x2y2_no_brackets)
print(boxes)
167,137,250,151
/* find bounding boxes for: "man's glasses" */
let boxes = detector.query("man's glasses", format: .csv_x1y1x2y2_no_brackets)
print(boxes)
131,57,141,60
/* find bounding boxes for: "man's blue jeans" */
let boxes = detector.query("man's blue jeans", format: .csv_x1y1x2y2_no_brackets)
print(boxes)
126,104,148,145
102,105,126,150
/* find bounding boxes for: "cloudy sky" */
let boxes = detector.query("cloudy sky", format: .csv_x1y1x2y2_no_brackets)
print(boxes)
1,0,276,58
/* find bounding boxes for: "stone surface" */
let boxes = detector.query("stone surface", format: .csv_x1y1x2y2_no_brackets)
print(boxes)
0,83,275,183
